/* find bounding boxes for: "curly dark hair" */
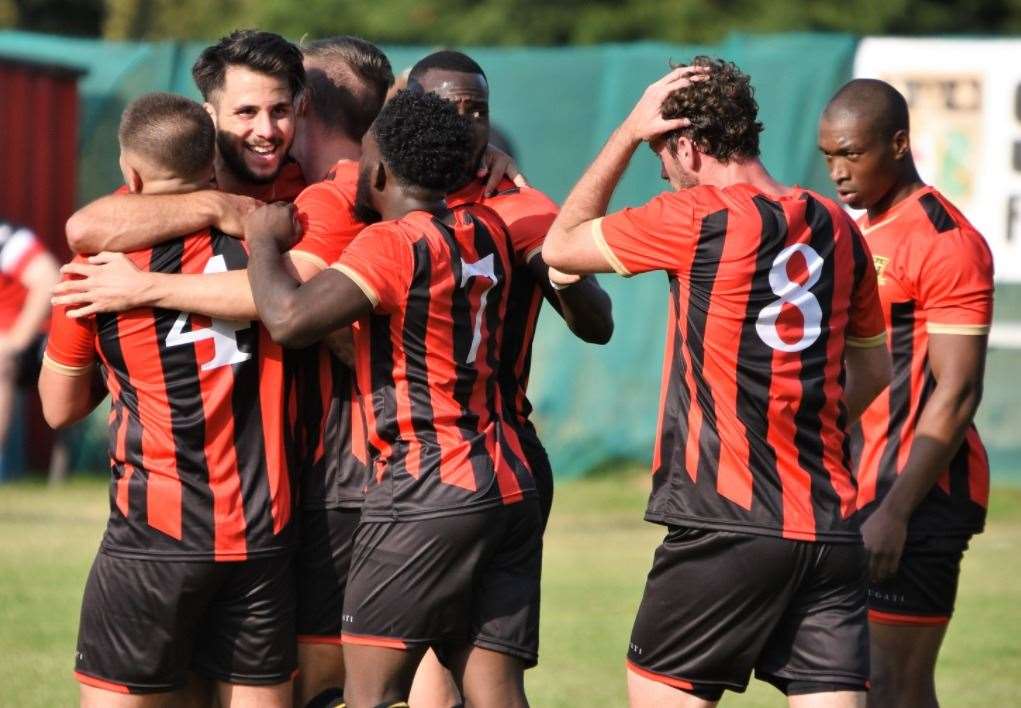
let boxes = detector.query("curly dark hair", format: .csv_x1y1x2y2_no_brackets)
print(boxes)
192,29,305,102
372,89,475,193
660,56,763,163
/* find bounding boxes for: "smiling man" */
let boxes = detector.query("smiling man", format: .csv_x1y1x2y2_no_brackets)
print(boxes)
65,30,306,254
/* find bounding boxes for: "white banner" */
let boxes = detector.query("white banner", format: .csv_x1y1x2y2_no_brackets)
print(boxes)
855,38,1021,282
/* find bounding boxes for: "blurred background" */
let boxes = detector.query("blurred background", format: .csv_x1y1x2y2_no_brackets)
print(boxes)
1,2,1019,705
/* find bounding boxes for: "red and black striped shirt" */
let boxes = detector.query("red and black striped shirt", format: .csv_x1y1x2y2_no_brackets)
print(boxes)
448,178,556,426
853,186,993,536
596,184,887,542
332,205,535,520
288,159,369,510
45,230,297,561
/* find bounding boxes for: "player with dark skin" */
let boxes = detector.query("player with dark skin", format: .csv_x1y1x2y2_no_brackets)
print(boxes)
407,54,614,707
245,93,532,708
408,53,613,343
819,79,989,708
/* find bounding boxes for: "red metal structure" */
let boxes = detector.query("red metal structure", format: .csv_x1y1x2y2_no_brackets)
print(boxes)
0,57,83,472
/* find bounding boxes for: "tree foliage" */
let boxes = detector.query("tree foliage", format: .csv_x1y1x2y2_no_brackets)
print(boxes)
4,0,1021,43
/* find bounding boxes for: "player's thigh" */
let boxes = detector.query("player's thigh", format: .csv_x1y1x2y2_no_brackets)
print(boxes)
787,691,865,708
343,644,428,707
296,643,345,707
76,552,216,695
217,679,293,708
446,645,526,708
470,499,542,670
869,621,947,684
194,553,297,688
755,542,869,695
408,649,461,708
626,669,719,708
79,683,197,708
627,528,800,696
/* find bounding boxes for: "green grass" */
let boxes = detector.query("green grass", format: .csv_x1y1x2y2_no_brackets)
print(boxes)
1,472,1019,706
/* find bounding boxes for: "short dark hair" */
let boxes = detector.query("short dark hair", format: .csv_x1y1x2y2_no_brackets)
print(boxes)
408,50,487,86
118,92,214,180
302,36,394,141
823,79,910,140
661,56,763,163
371,89,475,193
192,29,305,102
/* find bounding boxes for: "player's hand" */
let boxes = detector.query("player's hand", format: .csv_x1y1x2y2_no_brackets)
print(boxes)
52,252,148,318
478,144,528,196
215,193,265,237
548,266,582,290
861,505,908,583
622,65,707,143
244,202,302,252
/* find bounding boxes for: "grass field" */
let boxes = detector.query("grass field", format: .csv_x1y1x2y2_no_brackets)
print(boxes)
1,470,1019,706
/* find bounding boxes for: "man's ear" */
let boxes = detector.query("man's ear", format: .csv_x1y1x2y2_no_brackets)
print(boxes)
118,152,143,194
891,128,911,161
374,162,387,191
676,136,698,172
203,101,218,128
126,164,143,194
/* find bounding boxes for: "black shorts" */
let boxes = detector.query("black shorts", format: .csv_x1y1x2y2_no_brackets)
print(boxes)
627,527,869,700
868,535,970,626
517,422,554,531
75,550,296,694
342,500,542,667
296,507,360,642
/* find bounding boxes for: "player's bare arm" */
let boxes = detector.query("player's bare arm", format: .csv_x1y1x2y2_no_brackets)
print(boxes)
38,362,106,429
246,202,373,347
528,256,613,344
843,341,892,422
862,332,987,582
51,241,319,321
65,190,262,254
543,66,702,274
0,252,60,357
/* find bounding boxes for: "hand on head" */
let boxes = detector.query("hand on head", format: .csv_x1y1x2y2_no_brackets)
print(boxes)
622,65,708,144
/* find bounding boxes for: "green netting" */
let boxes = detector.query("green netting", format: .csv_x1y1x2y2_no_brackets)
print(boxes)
1,30,1017,484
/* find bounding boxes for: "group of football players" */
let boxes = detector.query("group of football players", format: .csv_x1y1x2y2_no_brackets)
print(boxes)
36,27,992,708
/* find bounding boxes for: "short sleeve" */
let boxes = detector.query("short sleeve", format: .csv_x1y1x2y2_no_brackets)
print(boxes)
915,230,994,335
0,226,45,279
290,183,363,271
594,190,700,276
43,263,97,375
331,225,413,313
497,187,558,265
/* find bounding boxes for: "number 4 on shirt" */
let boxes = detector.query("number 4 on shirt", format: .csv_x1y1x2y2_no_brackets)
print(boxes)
164,254,253,370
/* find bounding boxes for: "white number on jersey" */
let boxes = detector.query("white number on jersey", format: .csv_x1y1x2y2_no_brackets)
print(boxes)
164,254,253,370
460,254,497,364
755,243,824,353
